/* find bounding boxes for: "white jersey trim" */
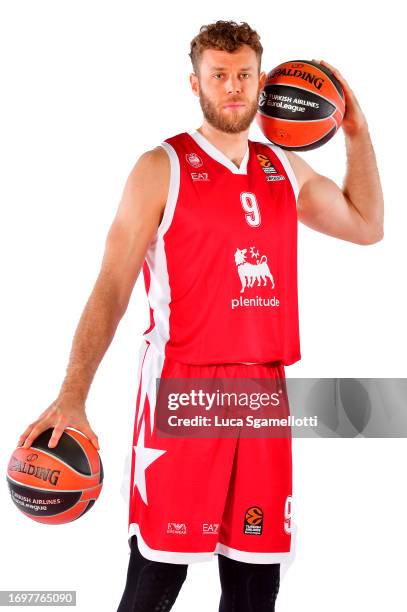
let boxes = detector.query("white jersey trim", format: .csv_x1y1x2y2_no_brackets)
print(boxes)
157,141,180,237
188,129,249,175
265,143,300,202
119,340,151,507
141,142,179,357
128,521,297,577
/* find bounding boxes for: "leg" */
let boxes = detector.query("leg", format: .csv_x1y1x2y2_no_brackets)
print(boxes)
117,535,188,612
216,362,293,611
217,554,280,612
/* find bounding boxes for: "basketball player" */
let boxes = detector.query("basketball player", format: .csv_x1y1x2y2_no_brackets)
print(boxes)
18,21,383,612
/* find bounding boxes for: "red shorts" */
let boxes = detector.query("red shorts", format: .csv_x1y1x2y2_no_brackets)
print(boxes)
121,341,296,571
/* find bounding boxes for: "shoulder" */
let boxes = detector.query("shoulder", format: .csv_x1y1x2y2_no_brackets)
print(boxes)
134,145,170,173
134,131,189,174
129,145,170,182
284,150,318,191
123,133,189,201
121,146,170,208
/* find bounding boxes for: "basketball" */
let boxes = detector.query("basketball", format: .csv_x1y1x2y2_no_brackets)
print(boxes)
6,427,103,524
257,59,345,151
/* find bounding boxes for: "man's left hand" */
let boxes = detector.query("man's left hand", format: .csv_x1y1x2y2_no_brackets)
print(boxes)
312,59,368,137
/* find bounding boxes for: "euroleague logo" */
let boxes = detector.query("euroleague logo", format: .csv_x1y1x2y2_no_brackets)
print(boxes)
256,153,285,182
185,152,203,168
258,90,267,107
257,153,277,173
244,505,264,535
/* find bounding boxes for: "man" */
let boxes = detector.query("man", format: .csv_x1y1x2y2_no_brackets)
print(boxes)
18,20,383,612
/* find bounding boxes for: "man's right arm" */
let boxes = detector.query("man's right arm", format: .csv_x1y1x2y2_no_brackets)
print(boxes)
18,146,170,449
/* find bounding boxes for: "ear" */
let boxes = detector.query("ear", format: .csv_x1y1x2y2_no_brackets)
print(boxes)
189,72,200,98
258,70,267,91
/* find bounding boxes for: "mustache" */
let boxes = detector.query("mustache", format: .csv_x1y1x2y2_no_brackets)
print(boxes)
223,97,247,104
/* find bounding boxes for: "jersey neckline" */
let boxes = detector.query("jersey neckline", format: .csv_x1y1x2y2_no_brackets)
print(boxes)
187,129,250,175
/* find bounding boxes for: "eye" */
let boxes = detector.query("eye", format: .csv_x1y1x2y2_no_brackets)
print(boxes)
214,73,223,80
240,73,250,79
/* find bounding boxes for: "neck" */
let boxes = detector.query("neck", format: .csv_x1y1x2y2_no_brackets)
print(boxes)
197,121,249,169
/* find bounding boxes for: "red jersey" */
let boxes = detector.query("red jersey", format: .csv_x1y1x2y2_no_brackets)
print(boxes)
141,129,301,366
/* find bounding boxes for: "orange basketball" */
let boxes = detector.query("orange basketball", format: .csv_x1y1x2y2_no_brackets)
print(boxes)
6,427,103,524
257,59,345,151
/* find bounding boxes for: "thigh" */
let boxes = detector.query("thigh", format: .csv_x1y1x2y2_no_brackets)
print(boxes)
218,362,293,563
128,349,239,561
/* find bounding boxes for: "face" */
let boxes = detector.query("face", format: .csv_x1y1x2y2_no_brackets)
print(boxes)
190,45,266,134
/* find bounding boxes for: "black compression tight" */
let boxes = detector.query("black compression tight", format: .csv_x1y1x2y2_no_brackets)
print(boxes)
116,536,188,612
117,535,280,612
217,554,280,612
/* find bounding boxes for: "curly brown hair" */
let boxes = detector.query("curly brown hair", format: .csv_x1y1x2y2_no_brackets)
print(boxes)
189,20,263,74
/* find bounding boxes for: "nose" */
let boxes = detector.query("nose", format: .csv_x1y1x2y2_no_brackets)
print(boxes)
225,75,242,94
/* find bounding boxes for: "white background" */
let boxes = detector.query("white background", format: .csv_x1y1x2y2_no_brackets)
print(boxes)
1,1,406,610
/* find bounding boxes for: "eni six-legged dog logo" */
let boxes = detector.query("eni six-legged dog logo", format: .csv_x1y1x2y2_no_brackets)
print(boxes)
234,246,275,294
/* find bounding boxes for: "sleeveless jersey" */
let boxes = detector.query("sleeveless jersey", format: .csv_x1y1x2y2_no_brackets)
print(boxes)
141,129,301,366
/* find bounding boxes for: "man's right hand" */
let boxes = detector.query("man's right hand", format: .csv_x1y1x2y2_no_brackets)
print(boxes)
17,394,100,451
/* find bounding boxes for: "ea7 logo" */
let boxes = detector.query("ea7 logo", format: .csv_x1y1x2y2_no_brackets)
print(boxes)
167,522,187,534
191,172,210,181
202,523,220,534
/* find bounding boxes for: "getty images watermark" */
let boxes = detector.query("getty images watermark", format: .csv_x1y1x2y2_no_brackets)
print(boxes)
150,378,407,438
154,376,315,438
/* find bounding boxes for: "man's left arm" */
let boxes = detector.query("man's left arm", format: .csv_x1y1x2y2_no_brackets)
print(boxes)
286,59,384,245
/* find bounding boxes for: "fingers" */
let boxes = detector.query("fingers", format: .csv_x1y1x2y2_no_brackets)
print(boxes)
46,415,100,450
312,58,350,93
47,417,68,448
17,403,55,447
17,423,35,446
20,422,50,449
17,412,100,452
18,424,100,451
17,420,44,448
90,432,100,450
312,58,339,74
81,424,100,450
77,412,100,450
48,416,100,451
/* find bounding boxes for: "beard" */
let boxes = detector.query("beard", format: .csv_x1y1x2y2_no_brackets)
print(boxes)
198,88,259,134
